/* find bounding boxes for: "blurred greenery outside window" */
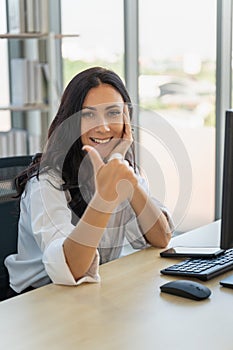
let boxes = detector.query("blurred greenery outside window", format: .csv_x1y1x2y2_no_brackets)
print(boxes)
61,0,124,88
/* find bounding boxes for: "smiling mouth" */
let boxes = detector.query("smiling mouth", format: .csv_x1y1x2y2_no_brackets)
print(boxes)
90,137,113,144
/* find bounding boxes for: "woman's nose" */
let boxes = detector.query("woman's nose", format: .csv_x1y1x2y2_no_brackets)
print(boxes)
94,117,110,132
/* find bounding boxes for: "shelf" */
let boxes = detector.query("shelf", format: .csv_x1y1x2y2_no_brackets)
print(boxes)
0,104,50,112
0,33,48,39
0,33,80,39
54,34,80,39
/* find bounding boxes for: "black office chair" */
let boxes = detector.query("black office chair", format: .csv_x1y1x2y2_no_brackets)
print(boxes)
0,155,32,301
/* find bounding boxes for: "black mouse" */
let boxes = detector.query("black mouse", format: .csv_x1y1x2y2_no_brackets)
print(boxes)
160,280,211,301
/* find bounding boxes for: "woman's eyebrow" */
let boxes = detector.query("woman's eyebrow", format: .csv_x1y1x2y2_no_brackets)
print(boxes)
82,104,123,111
105,104,123,110
82,106,97,110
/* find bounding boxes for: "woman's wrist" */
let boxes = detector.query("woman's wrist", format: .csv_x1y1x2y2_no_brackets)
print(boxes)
68,195,113,248
90,192,118,215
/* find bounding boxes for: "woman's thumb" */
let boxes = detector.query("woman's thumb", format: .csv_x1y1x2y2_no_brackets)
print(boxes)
82,145,104,173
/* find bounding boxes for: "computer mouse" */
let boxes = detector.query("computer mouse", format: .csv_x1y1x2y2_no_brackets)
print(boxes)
160,280,211,301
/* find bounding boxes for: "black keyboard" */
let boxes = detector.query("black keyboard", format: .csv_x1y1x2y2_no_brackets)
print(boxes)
160,248,233,281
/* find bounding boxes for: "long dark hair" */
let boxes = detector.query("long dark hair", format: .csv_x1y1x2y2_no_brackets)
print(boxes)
15,66,135,218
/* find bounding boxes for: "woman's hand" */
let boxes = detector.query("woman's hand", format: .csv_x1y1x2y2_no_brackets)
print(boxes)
83,145,138,212
107,104,133,160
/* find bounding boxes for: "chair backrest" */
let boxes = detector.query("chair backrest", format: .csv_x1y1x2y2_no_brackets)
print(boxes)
0,155,32,300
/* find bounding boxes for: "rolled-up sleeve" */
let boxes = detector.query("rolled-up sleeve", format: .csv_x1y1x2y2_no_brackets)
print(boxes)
30,173,100,285
43,239,100,285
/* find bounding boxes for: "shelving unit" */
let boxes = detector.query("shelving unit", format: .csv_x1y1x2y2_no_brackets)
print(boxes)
0,0,80,158
0,32,58,156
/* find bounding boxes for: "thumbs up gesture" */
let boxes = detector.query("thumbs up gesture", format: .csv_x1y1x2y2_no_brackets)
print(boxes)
83,145,138,213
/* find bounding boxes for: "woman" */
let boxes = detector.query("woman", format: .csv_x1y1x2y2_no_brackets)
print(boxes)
5,67,173,296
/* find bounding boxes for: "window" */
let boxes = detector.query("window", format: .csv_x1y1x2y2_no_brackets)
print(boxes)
139,0,216,232
61,0,124,87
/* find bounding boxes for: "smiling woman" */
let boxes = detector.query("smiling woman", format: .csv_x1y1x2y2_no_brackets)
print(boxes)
4,67,173,298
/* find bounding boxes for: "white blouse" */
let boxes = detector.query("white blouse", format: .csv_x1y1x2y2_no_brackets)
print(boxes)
5,170,173,293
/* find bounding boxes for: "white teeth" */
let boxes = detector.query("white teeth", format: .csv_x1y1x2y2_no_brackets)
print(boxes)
91,137,111,144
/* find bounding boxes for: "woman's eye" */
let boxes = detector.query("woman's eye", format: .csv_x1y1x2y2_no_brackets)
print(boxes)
81,111,95,118
107,110,122,118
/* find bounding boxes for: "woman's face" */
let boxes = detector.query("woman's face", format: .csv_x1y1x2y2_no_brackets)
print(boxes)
81,83,125,158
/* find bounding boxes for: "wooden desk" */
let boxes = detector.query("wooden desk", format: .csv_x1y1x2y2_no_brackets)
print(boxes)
1,220,233,350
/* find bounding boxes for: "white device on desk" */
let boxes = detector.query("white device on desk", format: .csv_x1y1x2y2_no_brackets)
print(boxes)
220,274,233,288
161,110,233,285
160,246,224,258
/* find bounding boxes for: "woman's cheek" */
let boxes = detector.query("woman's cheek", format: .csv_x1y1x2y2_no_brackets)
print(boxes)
111,121,124,137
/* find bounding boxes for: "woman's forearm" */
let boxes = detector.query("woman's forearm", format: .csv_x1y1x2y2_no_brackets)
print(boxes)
63,195,112,280
130,184,172,248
